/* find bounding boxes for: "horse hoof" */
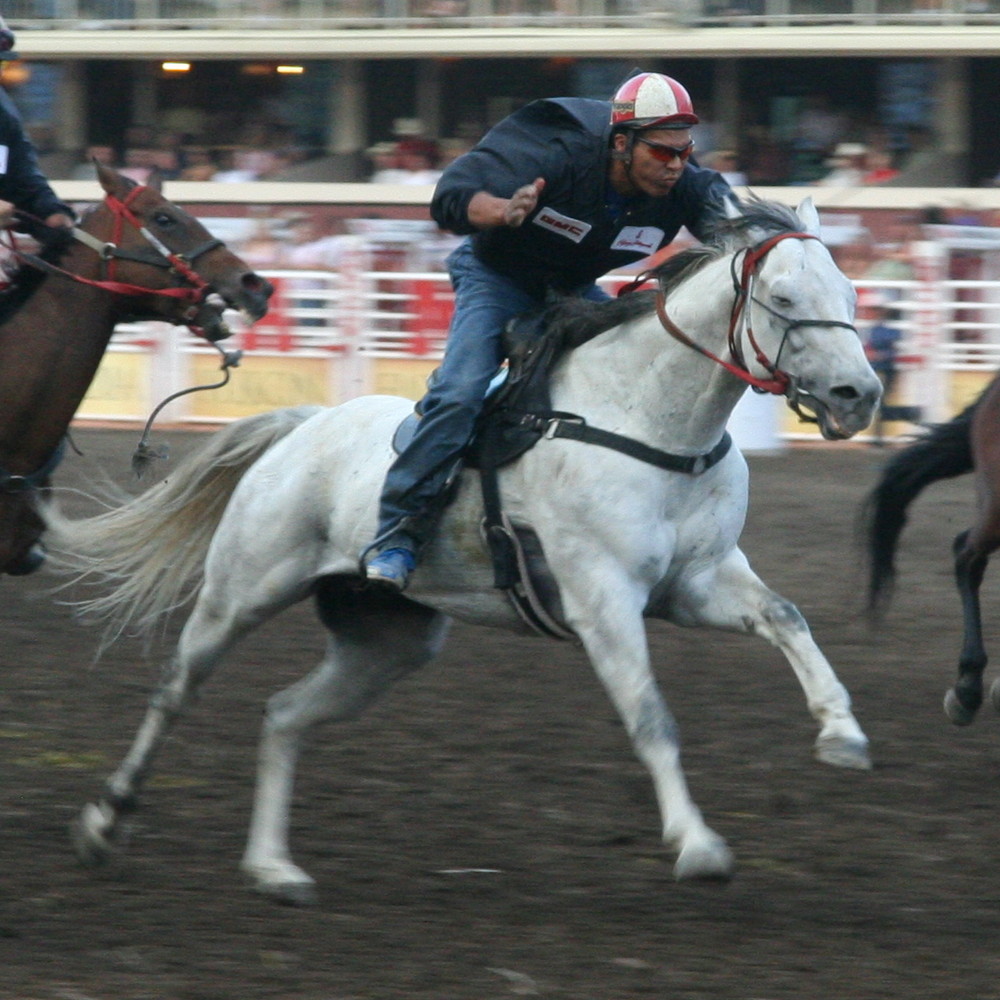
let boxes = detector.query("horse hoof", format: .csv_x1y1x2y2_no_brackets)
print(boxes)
944,689,976,727
815,734,872,770
70,802,127,867
242,860,319,906
250,879,319,907
674,835,735,882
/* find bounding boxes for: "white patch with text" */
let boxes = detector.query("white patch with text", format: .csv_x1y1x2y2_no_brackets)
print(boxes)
611,226,665,254
532,207,592,244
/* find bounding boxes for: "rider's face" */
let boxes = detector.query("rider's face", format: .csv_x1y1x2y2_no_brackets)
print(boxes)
613,128,694,198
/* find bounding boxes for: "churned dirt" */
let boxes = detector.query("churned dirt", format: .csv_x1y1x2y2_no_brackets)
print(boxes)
2,426,1000,1000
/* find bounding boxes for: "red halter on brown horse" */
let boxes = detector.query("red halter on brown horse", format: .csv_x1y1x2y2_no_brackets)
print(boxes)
0,162,272,576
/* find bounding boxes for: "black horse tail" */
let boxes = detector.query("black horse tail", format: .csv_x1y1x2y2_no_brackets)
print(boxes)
862,402,977,616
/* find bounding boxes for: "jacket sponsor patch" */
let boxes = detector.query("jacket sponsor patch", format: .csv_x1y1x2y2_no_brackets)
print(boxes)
611,226,665,254
532,206,592,244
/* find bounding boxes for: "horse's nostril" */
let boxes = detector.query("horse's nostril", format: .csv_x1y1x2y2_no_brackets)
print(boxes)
242,272,272,298
832,385,860,401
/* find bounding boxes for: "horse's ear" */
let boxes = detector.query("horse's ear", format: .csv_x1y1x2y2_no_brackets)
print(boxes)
145,168,164,194
796,196,822,237
95,160,126,197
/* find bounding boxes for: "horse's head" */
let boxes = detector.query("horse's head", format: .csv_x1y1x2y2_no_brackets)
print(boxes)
85,163,273,341
729,198,883,440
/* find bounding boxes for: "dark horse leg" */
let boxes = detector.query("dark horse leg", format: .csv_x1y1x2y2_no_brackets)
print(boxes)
945,390,1000,725
947,528,989,724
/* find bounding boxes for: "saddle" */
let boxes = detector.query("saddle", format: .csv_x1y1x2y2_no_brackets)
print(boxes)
392,301,606,641
391,292,733,640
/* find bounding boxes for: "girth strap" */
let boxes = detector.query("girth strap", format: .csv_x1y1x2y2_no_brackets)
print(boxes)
523,412,733,475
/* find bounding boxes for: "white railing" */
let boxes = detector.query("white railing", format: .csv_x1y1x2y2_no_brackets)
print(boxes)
80,263,1000,435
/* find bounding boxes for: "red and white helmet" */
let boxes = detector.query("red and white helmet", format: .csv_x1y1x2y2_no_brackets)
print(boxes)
611,72,699,130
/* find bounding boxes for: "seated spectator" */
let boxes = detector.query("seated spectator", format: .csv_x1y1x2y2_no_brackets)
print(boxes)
862,148,900,185
213,148,276,182
366,140,404,182
279,214,353,270
814,142,868,187
395,138,441,185
119,147,158,184
178,146,219,181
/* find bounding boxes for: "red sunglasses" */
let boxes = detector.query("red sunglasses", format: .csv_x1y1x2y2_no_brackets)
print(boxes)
635,136,695,163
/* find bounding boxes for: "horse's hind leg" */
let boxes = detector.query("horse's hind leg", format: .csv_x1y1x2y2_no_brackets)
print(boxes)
241,578,449,905
676,548,871,770
72,581,303,868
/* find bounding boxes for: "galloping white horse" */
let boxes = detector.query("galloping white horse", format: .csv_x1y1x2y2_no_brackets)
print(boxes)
48,198,881,904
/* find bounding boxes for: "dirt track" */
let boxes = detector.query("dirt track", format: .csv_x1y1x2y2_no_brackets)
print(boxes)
3,427,1000,999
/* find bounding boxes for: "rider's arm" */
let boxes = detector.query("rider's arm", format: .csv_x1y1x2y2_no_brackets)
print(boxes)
466,179,546,230
431,102,562,235
0,89,75,231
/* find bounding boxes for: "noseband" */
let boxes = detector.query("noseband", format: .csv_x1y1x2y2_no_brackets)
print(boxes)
655,231,859,419
8,183,222,327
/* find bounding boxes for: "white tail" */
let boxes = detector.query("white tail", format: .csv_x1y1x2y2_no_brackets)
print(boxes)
44,406,321,651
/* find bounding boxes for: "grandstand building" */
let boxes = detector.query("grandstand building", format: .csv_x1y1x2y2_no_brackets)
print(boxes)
6,0,1000,187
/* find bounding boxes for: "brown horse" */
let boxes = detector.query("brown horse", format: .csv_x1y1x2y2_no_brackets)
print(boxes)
0,162,272,576
864,373,1000,725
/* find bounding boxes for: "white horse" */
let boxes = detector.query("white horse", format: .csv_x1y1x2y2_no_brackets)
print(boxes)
47,198,881,905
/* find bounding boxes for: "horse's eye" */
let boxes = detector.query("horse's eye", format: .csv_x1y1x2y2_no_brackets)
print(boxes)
773,296,793,310
153,212,175,228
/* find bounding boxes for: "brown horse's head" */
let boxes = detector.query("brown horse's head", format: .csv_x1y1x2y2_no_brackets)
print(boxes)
0,166,274,576
91,162,273,341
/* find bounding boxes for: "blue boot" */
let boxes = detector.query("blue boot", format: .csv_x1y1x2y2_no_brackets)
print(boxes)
364,546,417,592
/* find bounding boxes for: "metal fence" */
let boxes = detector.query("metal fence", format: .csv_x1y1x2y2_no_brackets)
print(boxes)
79,256,1000,438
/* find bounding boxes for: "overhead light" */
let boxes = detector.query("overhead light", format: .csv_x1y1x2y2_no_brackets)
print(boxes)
276,64,304,74
162,61,190,72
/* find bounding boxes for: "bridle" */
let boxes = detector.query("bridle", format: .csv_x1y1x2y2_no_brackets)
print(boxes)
5,183,224,336
652,231,859,423
0,184,232,496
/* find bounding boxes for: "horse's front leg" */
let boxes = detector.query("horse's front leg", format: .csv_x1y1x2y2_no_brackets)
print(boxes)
676,548,871,770
558,570,734,882
949,529,989,725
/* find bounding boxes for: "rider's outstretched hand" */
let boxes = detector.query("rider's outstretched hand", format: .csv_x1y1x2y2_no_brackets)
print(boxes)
503,178,545,228
467,178,546,231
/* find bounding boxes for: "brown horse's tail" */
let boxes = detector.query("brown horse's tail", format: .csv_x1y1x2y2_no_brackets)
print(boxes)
43,405,321,654
861,402,976,618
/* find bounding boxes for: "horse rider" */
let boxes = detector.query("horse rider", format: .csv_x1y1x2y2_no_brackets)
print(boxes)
362,71,741,591
0,14,75,238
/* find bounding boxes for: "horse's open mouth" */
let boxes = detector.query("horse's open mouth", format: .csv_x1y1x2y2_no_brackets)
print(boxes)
188,293,252,343
792,395,853,441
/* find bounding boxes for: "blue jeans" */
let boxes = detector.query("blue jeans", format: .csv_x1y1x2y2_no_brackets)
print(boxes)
372,238,608,550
